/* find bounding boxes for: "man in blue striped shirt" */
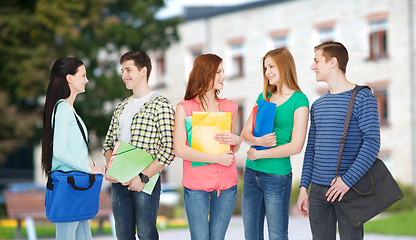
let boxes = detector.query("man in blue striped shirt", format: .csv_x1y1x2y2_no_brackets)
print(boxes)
297,41,380,240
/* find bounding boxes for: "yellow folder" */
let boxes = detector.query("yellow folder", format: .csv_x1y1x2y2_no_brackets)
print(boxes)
191,111,231,156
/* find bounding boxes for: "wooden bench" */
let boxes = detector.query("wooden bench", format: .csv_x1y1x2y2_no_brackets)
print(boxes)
4,190,114,240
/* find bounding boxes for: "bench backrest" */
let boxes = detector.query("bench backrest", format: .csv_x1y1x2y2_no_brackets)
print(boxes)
4,190,113,220
4,191,46,219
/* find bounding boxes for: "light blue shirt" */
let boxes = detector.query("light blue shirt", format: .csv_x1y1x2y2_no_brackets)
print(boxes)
51,99,90,173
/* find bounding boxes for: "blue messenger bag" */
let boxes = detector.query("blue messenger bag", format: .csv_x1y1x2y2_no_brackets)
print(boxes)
45,101,102,223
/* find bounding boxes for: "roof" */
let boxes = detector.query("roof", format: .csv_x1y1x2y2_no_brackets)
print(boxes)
184,0,291,20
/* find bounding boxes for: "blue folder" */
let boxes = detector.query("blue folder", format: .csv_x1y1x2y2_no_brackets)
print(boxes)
253,100,277,150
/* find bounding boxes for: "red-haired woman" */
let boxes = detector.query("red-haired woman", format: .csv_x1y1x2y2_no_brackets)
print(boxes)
173,54,242,240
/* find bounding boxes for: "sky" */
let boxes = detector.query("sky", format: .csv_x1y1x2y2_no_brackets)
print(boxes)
156,0,258,18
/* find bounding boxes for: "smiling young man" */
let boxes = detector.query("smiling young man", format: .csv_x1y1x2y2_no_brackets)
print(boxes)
296,41,380,240
103,51,175,240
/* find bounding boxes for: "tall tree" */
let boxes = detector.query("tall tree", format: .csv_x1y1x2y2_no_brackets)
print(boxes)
0,0,180,165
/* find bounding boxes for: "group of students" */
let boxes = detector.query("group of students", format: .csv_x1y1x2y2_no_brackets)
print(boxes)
41,40,380,240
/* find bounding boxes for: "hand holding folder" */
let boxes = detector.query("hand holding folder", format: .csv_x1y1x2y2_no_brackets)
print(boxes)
105,142,159,195
252,100,277,150
186,112,231,167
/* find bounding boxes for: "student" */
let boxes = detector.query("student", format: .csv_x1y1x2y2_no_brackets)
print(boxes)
297,41,380,240
102,51,175,240
41,57,104,239
241,48,309,240
173,54,242,240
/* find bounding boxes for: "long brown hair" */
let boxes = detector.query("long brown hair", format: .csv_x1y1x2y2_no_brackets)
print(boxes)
41,57,84,176
184,54,222,110
262,48,302,98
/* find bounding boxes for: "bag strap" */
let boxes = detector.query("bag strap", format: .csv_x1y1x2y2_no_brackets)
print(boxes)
51,100,95,167
74,113,95,166
335,85,371,177
67,174,96,191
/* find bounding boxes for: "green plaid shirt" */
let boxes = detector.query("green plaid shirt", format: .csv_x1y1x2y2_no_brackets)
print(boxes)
103,92,175,166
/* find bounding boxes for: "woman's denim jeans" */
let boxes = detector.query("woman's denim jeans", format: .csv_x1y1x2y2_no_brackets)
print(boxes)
242,167,292,240
183,185,237,240
111,178,161,240
55,220,92,240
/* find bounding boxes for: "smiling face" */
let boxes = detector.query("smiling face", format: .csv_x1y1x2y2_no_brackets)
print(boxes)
311,49,332,83
121,60,146,90
212,63,226,91
67,65,88,95
264,56,280,86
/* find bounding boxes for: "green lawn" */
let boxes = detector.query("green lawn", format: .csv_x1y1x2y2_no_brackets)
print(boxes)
1,211,415,239
0,219,187,239
365,210,416,236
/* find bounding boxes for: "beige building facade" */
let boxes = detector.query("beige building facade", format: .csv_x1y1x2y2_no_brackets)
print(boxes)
151,0,416,187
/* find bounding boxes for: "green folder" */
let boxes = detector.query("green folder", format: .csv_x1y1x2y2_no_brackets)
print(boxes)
185,116,214,167
105,142,159,195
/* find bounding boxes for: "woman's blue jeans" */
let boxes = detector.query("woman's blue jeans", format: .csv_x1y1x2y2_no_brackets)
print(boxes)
183,185,237,240
111,178,161,240
242,167,292,240
56,220,92,240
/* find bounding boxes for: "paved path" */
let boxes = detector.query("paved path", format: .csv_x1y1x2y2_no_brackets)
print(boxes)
85,216,416,240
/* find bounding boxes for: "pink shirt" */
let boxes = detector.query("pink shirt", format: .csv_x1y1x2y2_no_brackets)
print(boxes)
179,98,238,195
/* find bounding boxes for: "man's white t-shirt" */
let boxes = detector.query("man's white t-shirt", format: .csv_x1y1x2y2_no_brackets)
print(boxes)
119,91,153,143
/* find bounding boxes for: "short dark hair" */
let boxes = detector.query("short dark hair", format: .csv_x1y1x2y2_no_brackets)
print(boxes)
120,51,152,80
315,41,349,74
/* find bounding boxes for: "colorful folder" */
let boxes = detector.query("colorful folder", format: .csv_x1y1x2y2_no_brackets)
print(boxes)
185,116,192,147
105,142,159,195
189,112,231,167
252,100,277,150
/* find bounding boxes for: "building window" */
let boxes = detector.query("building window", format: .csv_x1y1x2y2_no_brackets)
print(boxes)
319,27,334,42
315,21,335,43
273,36,287,49
373,87,389,126
154,54,166,89
188,44,204,62
270,30,288,49
236,103,244,135
369,19,388,60
191,49,202,62
230,44,244,78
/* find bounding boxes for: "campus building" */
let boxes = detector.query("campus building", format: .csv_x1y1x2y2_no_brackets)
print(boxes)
149,0,416,187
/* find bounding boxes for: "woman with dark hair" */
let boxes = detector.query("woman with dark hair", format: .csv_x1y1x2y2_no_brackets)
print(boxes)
241,48,309,240
173,54,242,240
41,57,103,239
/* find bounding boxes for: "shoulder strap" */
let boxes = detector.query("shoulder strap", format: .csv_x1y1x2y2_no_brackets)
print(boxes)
51,101,95,167
73,113,95,166
335,85,371,177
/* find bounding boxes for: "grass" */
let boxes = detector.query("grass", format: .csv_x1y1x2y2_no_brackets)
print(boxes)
0,217,188,239
364,210,416,236
1,211,415,239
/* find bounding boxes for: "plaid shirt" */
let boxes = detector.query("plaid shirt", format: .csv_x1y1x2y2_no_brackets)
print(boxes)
103,92,175,166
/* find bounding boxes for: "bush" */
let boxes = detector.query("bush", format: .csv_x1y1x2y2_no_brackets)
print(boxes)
385,182,416,212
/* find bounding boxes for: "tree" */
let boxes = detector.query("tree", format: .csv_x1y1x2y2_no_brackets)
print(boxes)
0,0,180,165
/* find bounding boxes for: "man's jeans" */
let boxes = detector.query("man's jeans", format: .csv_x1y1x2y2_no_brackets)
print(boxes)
111,178,161,240
242,167,292,240
309,183,364,240
183,185,237,240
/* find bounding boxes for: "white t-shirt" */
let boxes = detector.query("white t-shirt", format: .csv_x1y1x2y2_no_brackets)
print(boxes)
119,92,153,143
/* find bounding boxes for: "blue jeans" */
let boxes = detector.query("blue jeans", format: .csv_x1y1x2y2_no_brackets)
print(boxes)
309,183,363,240
242,167,292,240
111,178,161,240
55,220,92,240
183,185,237,240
